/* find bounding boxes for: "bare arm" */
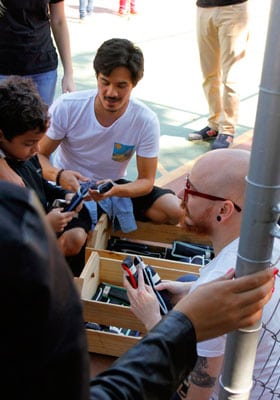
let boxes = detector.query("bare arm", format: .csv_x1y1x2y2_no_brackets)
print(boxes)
39,135,88,190
38,135,62,182
49,2,75,93
177,355,223,400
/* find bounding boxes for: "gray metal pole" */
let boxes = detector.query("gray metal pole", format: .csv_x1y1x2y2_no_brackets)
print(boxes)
219,1,280,399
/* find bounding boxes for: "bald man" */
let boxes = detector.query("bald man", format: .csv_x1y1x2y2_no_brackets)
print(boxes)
125,149,280,400
1,179,276,400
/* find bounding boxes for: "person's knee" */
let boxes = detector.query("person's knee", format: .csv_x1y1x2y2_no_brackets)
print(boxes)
59,229,88,256
145,194,184,225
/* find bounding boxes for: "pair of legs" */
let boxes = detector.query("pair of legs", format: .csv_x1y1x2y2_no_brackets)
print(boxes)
143,192,183,225
79,0,94,19
0,69,57,106
197,2,249,135
57,206,91,276
118,0,137,14
115,179,184,225
58,228,87,257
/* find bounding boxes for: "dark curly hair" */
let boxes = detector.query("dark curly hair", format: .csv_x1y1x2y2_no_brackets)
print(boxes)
93,38,144,86
0,76,50,141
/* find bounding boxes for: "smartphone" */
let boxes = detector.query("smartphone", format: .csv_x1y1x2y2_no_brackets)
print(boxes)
63,180,114,212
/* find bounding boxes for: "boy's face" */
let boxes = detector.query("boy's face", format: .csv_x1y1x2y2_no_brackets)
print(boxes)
96,66,135,116
0,129,44,161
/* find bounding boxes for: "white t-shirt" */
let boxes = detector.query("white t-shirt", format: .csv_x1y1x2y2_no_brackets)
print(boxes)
190,238,280,399
47,89,160,181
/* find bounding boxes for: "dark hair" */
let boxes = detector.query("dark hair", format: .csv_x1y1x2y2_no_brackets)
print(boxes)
93,38,144,86
0,76,50,141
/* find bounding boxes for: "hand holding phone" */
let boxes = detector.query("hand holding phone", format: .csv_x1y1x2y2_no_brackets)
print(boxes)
63,180,114,212
121,256,138,289
121,255,173,315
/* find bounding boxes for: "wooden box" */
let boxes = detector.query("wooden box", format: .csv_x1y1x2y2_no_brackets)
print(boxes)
86,213,211,261
77,249,200,357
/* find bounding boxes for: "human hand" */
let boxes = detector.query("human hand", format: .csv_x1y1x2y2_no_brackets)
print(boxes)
123,267,162,331
57,169,89,191
47,207,75,233
155,280,193,305
174,268,276,342
88,179,115,201
61,74,75,94
65,192,83,213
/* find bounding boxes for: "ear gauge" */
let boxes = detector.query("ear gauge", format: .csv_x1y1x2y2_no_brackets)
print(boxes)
216,215,222,222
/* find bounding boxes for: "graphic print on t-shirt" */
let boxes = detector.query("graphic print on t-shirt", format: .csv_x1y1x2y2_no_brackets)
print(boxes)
112,143,135,162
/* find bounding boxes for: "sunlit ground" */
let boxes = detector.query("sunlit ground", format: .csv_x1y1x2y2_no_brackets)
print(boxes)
58,0,272,180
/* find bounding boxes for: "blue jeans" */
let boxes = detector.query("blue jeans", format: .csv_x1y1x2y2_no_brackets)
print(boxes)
79,0,94,18
0,69,57,106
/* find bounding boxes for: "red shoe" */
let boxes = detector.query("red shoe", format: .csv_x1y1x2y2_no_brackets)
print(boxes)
118,8,127,15
130,8,138,14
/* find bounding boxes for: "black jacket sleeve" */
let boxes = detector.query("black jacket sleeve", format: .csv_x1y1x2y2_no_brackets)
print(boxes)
0,182,90,400
89,311,197,400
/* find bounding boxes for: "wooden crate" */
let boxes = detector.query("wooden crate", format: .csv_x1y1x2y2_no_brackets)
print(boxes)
86,213,211,262
77,249,199,357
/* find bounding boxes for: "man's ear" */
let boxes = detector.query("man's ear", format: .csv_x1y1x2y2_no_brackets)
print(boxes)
219,200,235,220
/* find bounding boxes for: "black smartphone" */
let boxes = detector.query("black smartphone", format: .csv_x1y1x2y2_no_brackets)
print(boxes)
63,181,114,212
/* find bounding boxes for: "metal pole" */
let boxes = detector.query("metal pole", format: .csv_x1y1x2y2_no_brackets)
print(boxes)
219,0,280,398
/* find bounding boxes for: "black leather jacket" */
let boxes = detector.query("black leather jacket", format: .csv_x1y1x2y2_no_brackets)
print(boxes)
0,181,198,400
90,311,198,400
0,182,90,400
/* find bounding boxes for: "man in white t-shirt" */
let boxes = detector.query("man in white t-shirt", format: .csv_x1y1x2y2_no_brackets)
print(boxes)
125,148,280,399
37,38,183,225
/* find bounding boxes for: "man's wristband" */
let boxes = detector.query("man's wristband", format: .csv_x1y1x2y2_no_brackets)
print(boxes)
56,169,65,186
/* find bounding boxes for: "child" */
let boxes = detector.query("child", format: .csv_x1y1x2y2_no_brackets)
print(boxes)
0,76,91,276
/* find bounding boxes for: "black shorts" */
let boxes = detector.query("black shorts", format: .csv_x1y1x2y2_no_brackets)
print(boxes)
61,205,92,234
97,179,175,222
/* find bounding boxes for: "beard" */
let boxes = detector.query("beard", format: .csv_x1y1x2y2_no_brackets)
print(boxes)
180,201,212,236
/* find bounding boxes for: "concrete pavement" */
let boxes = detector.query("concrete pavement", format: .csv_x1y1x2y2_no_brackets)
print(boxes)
59,0,271,181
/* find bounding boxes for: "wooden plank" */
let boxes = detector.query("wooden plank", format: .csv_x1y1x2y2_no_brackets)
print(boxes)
86,329,141,357
97,254,199,282
89,249,201,274
83,300,146,332
109,220,211,246
80,252,100,300
87,213,110,249
87,214,211,248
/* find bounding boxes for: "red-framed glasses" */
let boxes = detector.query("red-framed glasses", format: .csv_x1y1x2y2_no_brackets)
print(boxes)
184,176,242,213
